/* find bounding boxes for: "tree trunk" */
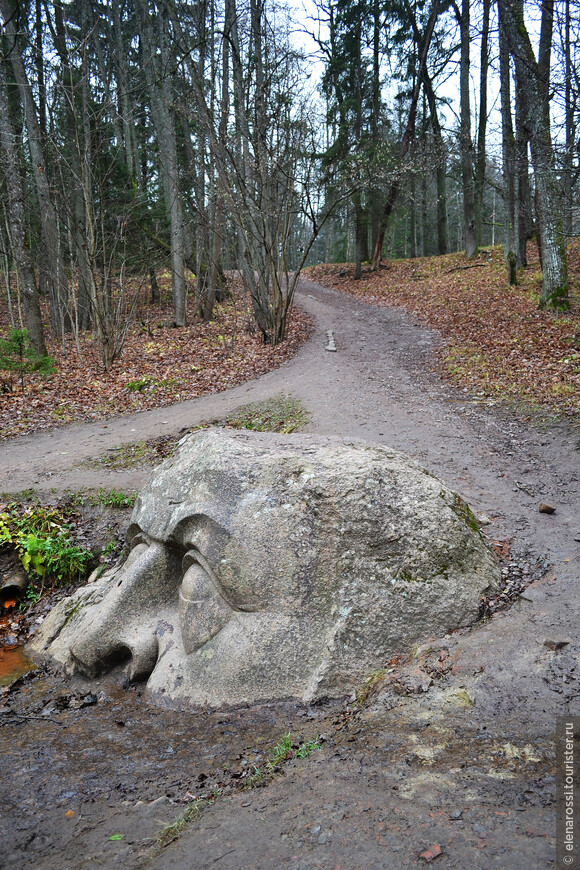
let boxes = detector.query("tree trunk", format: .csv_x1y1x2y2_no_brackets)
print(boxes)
0,62,46,355
50,0,92,329
497,0,568,308
459,0,477,258
515,74,532,267
136,0,188,327
371,0,440,270
475,0,490,247
0,0,71,335
498,0,517,283
563,0,573,235
423,72,448,254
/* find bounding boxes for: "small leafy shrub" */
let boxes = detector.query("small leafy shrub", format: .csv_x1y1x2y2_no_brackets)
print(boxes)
0,504,92,584
125,377,152,392
0,328,55,393
19,583,41,611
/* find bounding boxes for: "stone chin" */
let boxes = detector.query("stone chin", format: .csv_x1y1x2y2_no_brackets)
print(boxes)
28,429,500,710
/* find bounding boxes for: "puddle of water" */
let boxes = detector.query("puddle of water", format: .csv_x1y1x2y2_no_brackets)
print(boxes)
0,646,34,686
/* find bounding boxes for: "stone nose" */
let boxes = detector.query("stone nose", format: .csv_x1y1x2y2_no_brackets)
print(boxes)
70,542,178,682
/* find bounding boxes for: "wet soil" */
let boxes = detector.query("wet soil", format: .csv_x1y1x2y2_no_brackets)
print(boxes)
0,279,578,868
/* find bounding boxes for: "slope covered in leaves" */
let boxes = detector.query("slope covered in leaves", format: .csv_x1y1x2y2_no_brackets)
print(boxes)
0,276,311,439
307,242,580,421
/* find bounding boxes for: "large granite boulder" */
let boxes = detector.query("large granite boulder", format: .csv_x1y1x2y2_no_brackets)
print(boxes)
29,429,499,708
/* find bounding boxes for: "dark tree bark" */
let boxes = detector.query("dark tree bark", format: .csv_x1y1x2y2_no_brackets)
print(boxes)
498,2,517,284
371,0,440,270
422,71,448,254
50,0,92,329
515,73,532,267
0,61,46,355
0,0,70,335
563,0,574,235
458,0,477,257
136,0,188,327
475,0,490,247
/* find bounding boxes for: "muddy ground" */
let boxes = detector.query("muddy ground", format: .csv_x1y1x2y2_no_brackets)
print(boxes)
0,279,578,869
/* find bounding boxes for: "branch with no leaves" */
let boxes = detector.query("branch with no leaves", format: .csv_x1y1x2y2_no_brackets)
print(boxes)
444,263,489,274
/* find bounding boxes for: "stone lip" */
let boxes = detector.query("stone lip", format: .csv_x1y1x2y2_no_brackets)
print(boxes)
29,429,500,710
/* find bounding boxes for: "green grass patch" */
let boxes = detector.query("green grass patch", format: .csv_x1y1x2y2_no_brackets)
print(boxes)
66,488,137,509
87,395,309,471
244,732,322,788
223,395,309,433
154,791,220,850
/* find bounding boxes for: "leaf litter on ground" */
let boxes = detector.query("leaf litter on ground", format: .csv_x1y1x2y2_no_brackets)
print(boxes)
307,241,580,422
0,274,312,439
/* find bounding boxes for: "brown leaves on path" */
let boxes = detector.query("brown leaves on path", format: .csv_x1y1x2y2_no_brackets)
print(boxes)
307,242,580,421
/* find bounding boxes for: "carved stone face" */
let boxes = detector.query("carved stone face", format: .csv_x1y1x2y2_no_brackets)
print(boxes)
30,430,499,709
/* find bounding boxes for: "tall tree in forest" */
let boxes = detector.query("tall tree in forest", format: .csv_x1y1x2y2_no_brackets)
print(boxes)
514,72,532,267
404,3,448,256
370,0,440,270
498,0,517,284
474,0,490,247
0,61,46,355
497,0,568,309
136,0,189,327
0,0,70,335
454,0,476,257
320,0,375,279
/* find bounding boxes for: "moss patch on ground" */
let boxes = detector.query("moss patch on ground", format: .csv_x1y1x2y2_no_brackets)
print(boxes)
86,394,310,471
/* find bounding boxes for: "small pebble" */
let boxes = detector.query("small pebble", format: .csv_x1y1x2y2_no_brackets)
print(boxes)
449,810,463,820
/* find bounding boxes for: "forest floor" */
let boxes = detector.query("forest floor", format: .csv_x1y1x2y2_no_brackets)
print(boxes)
0,272,313,439
0,248,579,869
307,240,580,423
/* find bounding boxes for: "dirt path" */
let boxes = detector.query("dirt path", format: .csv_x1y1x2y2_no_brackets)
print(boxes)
1,279,579,869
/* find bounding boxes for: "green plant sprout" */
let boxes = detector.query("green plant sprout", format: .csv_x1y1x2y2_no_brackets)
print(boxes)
0,504,92,585
245,733,322,788
0,328,55,393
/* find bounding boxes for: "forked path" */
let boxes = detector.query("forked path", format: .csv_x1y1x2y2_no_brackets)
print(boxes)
1,279,579,869
1,278,577,583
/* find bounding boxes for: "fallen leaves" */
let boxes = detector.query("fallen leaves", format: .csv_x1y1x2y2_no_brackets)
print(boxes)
307,240,580,421
420,843,443,862
0,283,313,439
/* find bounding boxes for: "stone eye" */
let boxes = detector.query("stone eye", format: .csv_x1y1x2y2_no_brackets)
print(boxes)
122,538,150,571
179,548,233,653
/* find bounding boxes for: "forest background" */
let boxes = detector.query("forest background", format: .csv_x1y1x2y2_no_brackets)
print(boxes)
0,0,578,433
